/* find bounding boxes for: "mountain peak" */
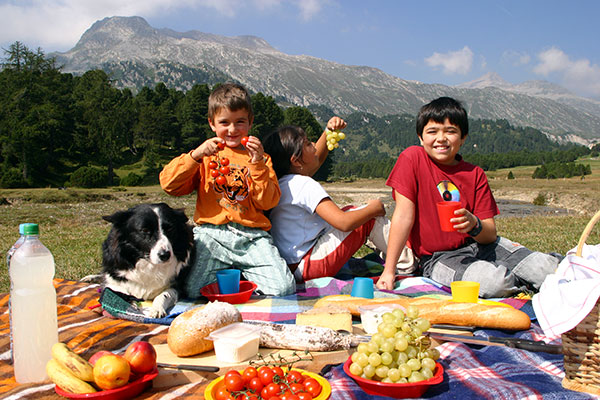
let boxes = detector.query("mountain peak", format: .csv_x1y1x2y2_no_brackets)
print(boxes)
457,72,512,89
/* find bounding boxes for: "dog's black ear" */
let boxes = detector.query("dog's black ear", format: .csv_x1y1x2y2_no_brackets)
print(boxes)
173,208,190,224
102,209,132,225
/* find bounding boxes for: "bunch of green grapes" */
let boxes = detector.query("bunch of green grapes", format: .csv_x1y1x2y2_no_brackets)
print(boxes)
325,129,346,151
348,305,440,384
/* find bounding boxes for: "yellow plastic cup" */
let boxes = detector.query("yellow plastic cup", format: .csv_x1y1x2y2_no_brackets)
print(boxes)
451,281,480,303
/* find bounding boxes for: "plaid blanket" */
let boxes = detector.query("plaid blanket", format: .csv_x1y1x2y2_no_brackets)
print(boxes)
99,257,535,324
1,279,597,399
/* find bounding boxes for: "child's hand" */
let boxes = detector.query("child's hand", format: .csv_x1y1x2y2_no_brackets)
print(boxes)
245,135,265,163
452,208,478,233
376,270,395,290
327,116,347,132
367,199,386,217
191,137,225,161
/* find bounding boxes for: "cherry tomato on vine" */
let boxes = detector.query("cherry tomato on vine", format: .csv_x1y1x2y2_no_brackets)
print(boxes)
261,382,280,398
259,368,276,386
272,366,284,380
242,366,258,383
286,370,304,384
225,370,241,379
217,142,226,150
210,169,220,178
219,165,230,175
215,175,227,185
297,392,313,400
208,161,218,169
241,136,249,146
289,383,304,394
247,376,264,392
214,386,231,400
303,378,322,397
221,158,230,166
280,393,299,400
224,374,244,392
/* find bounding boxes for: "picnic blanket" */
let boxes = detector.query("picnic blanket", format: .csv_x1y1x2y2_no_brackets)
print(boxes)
99,257,535,324
1,279,598,399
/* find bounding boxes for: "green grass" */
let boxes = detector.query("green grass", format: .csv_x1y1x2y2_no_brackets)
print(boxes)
1,161,599,293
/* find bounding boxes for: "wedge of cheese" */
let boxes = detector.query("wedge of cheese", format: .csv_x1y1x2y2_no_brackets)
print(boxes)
295,306,352,333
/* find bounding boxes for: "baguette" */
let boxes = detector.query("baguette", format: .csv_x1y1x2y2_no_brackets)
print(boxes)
314,295,531,331
167,301,242,357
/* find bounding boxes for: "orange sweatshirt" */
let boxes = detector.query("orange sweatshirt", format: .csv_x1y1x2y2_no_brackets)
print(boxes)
159,147,280,230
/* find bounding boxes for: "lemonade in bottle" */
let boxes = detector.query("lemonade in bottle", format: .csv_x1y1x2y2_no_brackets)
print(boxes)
9,223,59,383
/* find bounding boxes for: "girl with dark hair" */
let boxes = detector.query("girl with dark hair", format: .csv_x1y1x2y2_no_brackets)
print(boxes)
263,117,414,282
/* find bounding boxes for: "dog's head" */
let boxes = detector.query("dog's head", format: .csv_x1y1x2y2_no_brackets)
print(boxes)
101,203,193,274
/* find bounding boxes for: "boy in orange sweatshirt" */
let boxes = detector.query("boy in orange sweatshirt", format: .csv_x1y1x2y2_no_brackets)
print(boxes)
160,83,295,298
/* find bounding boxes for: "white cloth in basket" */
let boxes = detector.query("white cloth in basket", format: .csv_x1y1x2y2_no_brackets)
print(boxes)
533,243,600,338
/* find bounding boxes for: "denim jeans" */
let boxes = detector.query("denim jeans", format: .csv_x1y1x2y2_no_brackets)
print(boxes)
421,237,560,298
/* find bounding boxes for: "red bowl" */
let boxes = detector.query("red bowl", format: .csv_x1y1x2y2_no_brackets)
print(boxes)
343,357,443,398
54,368,158,399
200,280,257,304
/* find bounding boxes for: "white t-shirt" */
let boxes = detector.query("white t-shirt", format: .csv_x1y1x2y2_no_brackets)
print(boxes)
268,174,331,264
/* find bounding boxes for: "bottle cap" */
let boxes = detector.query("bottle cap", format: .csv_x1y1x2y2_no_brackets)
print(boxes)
18,223,35,234
22,223,39,235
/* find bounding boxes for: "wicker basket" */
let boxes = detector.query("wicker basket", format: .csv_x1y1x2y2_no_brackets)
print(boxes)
561,210,600,395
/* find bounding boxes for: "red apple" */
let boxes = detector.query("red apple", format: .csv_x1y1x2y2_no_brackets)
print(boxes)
89,350,114,366
93,354,131,390
124,341,157,374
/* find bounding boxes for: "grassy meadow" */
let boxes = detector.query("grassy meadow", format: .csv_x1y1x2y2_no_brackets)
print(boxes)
1,157,599,294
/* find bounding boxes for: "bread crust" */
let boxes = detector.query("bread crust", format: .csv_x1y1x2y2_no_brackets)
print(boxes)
314,295,531,331
167,301,242,357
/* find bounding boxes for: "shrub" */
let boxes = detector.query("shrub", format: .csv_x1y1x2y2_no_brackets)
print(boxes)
0,168,26,188
507,171,515,179
533,192,547,206
120,172,144,187
68,166,108,188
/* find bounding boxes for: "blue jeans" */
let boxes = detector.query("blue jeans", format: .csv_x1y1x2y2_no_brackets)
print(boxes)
184,222,295,299
421,237,560,298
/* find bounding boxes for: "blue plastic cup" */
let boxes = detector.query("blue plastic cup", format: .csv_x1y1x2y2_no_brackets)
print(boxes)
216,269,241,294
351,277,374,299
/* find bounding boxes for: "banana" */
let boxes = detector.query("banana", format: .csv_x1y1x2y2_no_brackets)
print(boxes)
46,358,97,394
51,342,94,382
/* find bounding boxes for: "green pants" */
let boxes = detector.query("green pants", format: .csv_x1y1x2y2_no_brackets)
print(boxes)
184,222,296,299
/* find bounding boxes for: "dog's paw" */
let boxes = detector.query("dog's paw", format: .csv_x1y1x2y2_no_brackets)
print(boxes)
142,306,167,319
80,274,104,284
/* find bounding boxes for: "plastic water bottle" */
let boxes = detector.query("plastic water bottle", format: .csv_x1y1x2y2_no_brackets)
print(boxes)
6,223,32,269
7,223,33,369
9,223,59,383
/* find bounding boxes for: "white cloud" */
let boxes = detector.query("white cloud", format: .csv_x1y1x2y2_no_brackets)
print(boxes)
294,0,322,21
424,46,474,75
501,50,531,66
0,0,320,51
534,47,600,98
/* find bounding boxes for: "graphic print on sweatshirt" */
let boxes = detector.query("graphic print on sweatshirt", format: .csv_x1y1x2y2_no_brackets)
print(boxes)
214,165,250,204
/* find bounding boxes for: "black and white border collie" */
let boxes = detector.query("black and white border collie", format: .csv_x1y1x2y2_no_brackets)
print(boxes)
100,203,194,318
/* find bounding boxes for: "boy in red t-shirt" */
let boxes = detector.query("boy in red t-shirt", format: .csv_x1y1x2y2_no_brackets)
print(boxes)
377,97,559,297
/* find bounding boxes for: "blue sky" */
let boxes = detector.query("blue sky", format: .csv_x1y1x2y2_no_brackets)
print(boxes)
1,0,599,99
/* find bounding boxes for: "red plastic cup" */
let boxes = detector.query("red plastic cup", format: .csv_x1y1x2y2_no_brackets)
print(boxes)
436,201,461,232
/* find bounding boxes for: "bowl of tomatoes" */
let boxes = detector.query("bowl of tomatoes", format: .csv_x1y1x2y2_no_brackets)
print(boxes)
205,365,331,400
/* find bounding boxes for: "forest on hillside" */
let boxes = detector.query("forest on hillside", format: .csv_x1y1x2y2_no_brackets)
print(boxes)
0,42,593,188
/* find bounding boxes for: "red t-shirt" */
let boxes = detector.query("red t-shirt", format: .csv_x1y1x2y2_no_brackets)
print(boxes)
386,146,499,257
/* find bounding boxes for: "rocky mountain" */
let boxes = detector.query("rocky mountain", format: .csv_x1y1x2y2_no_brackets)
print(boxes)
53,16,600,143
459,72,600,127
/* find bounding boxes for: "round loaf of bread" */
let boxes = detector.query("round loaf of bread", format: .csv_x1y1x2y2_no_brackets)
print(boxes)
167,301,242,357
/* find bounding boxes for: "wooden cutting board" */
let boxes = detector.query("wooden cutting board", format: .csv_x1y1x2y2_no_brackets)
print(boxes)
153,343,352,388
